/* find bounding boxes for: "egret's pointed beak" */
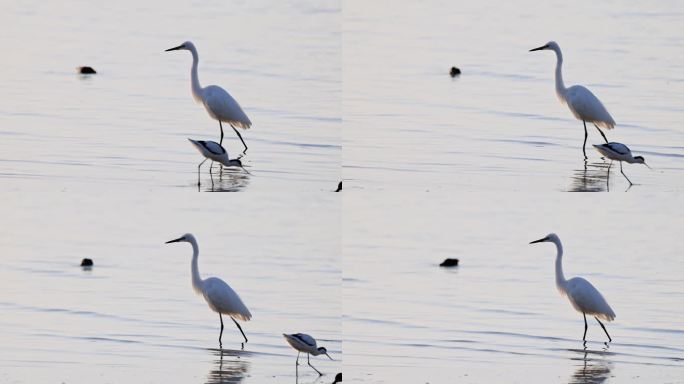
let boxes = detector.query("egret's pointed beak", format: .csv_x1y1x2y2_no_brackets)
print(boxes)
165,236,184,244
529,45,547,52
165,44,184,52
325,352,333,361
530,237,548,244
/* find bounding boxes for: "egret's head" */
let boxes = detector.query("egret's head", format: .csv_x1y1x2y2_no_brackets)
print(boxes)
165,41,195,52
530,41,559,52
317,347,333,360
166,233,194,244
530,233,559,245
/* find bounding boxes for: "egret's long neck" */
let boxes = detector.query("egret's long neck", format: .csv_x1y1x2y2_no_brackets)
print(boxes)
189,238,203,293
189,46,203,103
552,47,567,102
553,238,567,294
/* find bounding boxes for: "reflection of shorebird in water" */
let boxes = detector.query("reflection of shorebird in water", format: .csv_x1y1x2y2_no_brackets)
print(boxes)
198,166,251,192
206,348,250,384
568,160,610,192
568,349,612,384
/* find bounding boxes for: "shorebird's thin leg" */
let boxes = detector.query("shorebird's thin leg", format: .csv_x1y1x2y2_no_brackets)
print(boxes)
197,159,207,186
231,317,248,343
594,123,609,143
620,162,633,185
307,354,322,376
231,124,248,153
296,352,300,366
595,317,612,342
582,121,589,159
582,313,588,342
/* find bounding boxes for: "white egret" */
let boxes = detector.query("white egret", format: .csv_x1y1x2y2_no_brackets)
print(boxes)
593,142,649,186
283,333,333,376
166,41,252,152
530,233,615,343
166,233,252,346
530,41,615,158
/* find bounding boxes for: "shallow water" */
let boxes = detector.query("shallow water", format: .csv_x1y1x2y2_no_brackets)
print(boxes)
343,191,684,383
0,191,341,382
343,0,684,192
0,0,341,193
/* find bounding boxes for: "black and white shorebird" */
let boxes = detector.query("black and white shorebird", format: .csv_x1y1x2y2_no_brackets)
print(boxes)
593,142,649,185
188,138,247,179
283,333,333,376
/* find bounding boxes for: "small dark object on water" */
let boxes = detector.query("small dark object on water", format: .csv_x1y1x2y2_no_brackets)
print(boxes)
449,66,461,77
335,181,342,192
80,258,94,267
78,66,97,74
439,258,459,267
333,372,342,383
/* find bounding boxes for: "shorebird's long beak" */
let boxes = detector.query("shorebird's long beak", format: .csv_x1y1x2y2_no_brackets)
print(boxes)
529,45,547,52
325,352,333,360
529,237,547,244
165,236,184,244
165,44,184,52
644,162,653,170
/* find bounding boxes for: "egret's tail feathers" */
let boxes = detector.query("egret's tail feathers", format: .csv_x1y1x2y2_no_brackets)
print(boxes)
230,311,252,322
595,120,615,130
229,120,252,130
596,309,616,322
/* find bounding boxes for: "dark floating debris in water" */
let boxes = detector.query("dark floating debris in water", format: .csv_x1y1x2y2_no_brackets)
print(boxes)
335,181,342,192
439,258,459,267
78,66,97,74
449,66,461,77
333,372,342,383
80,258,94,267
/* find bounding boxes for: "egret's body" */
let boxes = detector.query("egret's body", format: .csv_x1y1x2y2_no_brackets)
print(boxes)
530,41,615,158
166,233,251,346
166,41,252,152
593,142,648,185
530,233,615,343
283,333,332,376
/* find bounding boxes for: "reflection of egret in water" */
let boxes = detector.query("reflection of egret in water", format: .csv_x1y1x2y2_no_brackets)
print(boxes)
197,167,251,192
568,349,612,384
206,348,250,384
568,161,610,192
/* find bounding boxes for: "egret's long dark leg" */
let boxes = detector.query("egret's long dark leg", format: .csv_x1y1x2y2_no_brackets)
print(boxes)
198,159,207,186
219,313,224,345
620,162,633,185
219,121,225,146
582,313,588,342
307,354,322,376
582,121,589,159
594,123,609,143
231,125,248,153
231,317,248,343
595,317,612,342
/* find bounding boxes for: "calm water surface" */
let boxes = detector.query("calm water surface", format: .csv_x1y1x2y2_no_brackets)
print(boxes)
344,192,684,383
1,191,341,383
0,0,340,193
344,0,684,192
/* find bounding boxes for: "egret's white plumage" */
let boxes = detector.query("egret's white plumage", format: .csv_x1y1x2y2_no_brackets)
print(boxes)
530,233,615,343
166,233,251,345
594,142,648,185
530,41,615,157
166,41,252,151
283,333,332,376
